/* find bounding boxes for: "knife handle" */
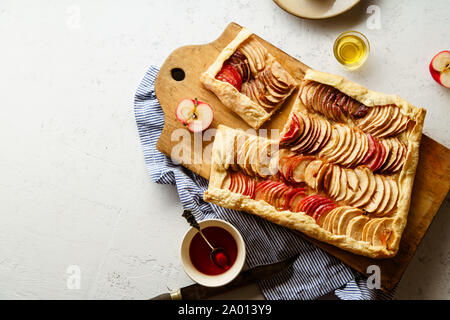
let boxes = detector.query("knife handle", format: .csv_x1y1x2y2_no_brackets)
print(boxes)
150,289,182,300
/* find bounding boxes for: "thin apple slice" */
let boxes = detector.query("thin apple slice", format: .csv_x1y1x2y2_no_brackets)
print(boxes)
364,218,388,244
296,195,321,213
391,141,407,172
337,207,364,235
430,50,450,88
221,172,232,190
384,178,399,214
361,219,379,243
291,156,315,183
358,106,379,130
378,139,394,172
346,215,370,241
344,169,359,202
328,165,341,199
303,117,323,153
316,204,335,227
299,81,315,110
364,175,385,213
291,113,312,151
377,110,404,138
375,176,391,215
254,180,273,201
236,137,252,169
315,163,332,192
321,207,336,231
365,106,390,133
330,207,347,234
322,164,334,193
326,125,348,162
318,126,340,158
323,207,344,232
326,90,341,121
312,84,326,112
269,61,294,89
375,139,390,172
335,167,348,201
304,197,332,217
381,138,399,172
239,40,259,74
284,188,306,211
306,82,321,112
355,169,377,208
349,167,370,207
316,118,333,152
335,127,357,166
288,189,307,212
294,115,318,153
353,131,369,166
340,129,360,167
371,106,398,137
304,160,324,190
243,137,258,176
361,133,377,164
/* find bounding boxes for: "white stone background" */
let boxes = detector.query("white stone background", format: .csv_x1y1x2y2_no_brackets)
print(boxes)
0,0,449,299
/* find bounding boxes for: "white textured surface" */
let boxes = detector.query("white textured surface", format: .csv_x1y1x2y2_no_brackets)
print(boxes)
0,0,449,300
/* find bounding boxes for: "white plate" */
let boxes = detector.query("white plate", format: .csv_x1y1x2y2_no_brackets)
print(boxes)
274,0,360,20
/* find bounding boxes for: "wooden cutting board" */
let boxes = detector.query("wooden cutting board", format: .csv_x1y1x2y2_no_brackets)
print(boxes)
155,22,450,291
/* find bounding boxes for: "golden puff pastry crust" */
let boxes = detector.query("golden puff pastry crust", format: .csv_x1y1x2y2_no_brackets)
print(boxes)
200,28,298,129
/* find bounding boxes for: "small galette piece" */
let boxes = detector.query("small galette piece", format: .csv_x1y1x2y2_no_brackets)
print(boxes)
200,28,298,129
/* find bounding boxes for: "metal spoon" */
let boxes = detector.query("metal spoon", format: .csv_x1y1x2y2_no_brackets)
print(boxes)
182,210,230,269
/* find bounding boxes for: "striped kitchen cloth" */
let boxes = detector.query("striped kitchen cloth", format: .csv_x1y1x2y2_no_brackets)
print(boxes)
134,66,394,300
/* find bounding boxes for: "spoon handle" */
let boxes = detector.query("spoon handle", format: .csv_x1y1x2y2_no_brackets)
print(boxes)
198,230,215,251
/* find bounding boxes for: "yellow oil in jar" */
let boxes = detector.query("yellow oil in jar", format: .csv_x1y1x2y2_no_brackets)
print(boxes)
333,32,370,70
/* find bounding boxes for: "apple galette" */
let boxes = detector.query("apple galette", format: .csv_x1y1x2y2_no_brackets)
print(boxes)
204,69,426,259
200,28,298,129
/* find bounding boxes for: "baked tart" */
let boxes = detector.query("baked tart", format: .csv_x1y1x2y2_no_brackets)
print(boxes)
200,28,298,129
204,69,426,259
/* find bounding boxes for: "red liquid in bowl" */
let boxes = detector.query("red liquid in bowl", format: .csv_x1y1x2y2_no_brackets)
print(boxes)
189,226,238,275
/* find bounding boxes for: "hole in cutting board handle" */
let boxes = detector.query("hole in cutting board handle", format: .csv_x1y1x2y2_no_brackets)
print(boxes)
171,68,185,81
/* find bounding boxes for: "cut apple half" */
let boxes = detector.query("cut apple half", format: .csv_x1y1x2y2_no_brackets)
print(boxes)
430,50,450,88
175,98,213,133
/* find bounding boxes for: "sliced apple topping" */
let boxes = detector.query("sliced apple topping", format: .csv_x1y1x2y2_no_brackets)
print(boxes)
216,63,243,91
357,105,410,138
295,194,336,222
225,171,256,198
234,133,279,178
346,215,369,241
299,80,369,122
371,218,395,247
239,38,268,74
281,112,331,155
254,179,306,211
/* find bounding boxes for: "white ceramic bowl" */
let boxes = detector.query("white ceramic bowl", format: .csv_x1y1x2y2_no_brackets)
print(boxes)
180,219,246,287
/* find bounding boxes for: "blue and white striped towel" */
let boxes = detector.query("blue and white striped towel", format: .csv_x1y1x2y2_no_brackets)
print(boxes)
134,66,393,300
